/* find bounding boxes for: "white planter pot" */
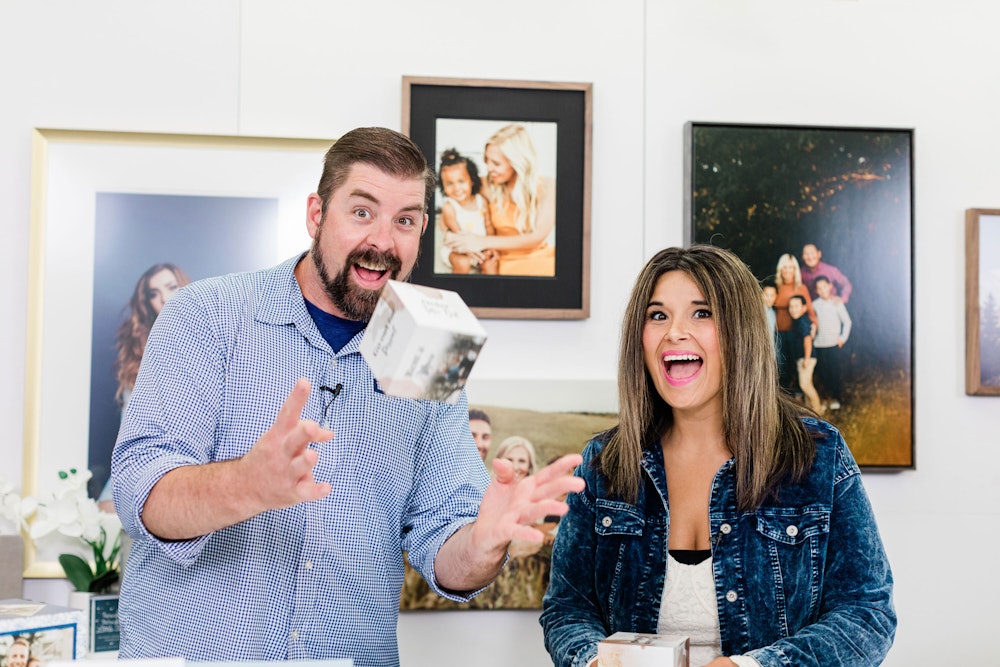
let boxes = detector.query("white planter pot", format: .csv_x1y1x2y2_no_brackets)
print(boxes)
67,590,94,611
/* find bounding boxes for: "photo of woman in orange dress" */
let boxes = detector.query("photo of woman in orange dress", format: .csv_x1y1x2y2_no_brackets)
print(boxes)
445,123,556,277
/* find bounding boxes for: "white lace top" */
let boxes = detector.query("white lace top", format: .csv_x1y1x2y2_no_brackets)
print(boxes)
657,553,761,667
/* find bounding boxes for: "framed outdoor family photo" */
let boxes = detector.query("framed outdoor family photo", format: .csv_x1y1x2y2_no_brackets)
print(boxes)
22,129,331,576
965,208,1000,396
402,76,592,319
399,378,617,611
685,122,914,469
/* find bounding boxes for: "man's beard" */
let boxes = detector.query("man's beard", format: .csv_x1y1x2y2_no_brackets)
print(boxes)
311,232,404,321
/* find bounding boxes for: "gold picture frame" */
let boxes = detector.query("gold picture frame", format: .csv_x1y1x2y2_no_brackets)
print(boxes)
21,129,332,576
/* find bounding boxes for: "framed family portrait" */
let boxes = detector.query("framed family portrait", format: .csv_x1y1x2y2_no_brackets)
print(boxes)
965,208,1000,396
399,378,617,611
402,76,592,319
22,129,332,576
685,122,914,469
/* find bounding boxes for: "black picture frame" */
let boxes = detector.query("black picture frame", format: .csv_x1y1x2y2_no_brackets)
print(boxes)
685,122,914,470
402,76,592,319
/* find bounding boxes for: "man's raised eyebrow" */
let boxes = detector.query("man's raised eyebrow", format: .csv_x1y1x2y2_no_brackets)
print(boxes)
348,188,379,205
399,203,425,214
348,189,425,213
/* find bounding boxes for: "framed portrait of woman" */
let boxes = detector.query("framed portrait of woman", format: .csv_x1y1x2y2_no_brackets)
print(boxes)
402,76,592,319
22,129,331,576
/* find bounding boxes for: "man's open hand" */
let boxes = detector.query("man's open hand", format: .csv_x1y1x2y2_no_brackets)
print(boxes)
241,378,333,513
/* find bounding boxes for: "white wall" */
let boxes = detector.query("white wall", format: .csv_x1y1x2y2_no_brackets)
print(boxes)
4,1,999,664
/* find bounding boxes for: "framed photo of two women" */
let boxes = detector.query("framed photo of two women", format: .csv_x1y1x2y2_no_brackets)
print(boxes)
402,76,592,319
685,122,914,469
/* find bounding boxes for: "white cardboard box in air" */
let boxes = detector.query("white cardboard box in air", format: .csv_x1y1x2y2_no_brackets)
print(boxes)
597,632,689,667
359,280,486,403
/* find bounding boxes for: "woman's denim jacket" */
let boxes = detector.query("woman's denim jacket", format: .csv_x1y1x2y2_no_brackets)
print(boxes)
540,418,895,667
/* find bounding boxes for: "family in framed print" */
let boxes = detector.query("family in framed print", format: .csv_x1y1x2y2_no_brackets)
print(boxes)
432,121,557,278
686,122,914,469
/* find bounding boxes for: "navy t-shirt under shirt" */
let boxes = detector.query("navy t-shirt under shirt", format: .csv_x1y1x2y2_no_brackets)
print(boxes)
789,314,811,360
304,299,366,353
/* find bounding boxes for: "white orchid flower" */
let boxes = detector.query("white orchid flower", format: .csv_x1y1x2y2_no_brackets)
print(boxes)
0,476,38,533
28,469,122,593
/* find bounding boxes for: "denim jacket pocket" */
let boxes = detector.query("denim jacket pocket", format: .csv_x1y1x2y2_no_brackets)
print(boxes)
750,507,831,633
754,507,830,545
594,499,645,537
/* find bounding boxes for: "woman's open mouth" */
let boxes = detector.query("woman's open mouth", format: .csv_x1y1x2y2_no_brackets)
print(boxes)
662,353,703,386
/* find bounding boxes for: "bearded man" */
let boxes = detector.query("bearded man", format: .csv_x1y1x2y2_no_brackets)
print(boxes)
111,127,582,667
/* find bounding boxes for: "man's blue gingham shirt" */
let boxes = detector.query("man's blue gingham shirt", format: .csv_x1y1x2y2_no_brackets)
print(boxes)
112,255,489,667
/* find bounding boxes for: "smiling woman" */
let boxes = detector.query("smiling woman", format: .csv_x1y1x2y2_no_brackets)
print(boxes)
541,245,896,667
114,263,191,406
494,435,537,480
445,123,556,277
642,270,721,415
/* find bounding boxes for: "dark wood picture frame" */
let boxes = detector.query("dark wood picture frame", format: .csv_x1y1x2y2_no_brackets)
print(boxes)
402,76,592,319
685,122,914,469
966,208,1000,395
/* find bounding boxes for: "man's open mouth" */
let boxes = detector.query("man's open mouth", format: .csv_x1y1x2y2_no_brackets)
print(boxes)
350,248,401,284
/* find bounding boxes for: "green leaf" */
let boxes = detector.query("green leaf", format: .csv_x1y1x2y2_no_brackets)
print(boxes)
58,554,95,593
89,569,119,594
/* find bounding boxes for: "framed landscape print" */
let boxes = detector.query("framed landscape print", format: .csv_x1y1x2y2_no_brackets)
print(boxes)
966,208,1000,395
685,122,914,469
402,76,592,319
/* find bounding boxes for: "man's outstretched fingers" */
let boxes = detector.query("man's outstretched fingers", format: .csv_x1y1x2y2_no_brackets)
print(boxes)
534,453,583,482
273,378,313,437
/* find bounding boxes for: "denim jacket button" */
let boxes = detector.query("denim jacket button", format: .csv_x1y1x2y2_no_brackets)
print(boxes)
726,590,738,602
601,516,613,527
720,523,732,535
786,525,799,537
